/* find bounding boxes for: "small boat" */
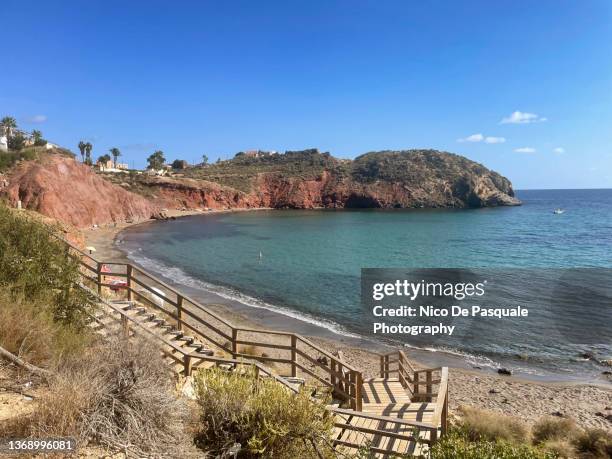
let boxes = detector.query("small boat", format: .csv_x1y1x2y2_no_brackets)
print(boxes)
553,208,565,214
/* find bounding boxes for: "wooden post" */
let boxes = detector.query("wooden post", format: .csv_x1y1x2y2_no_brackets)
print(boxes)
177,295,183,331
355,371,362,411
126,265,133,301
442,388,449,436
290,335,297,377
183,355,192,376
96,262,102,294
330,359,337,387
380,355,384,377
231,329,237,358
426,371,433,402
349,371,356,410
121,315,130,338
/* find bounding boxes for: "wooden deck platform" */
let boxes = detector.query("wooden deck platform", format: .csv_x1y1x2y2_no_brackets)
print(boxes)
332,377,441,457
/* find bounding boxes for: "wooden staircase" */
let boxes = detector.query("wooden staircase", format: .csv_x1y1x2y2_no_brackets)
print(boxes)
62,237,450,458
87,298,223,375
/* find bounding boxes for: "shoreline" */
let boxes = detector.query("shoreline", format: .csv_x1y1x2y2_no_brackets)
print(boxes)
83,209,612,431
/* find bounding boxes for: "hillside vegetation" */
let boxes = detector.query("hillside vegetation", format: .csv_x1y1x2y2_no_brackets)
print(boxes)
178,148,519,208
184,149,348,192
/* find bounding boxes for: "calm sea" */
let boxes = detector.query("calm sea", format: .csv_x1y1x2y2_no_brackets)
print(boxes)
120,189,612,382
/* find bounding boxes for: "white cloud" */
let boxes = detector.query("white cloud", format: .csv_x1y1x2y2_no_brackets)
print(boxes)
24,114,47,123
457,133,506,144
457,133,484,143
553,147,565,154
484,136,506,144
514,147,536,153
500,111,547,124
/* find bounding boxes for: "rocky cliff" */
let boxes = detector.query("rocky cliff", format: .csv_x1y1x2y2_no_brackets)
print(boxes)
2,153,158,228
121,149,520,210
1,149,519,228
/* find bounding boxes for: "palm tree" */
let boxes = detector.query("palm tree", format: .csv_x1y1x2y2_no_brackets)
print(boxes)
147,150,166,170
109,147,121,168
1,116,17,138
85,142,93,165
78,141,87,162
31,130,45,146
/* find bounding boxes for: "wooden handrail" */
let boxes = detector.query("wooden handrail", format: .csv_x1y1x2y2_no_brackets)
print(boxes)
60,232,456,451
64,237,365,410
330,407,438,432
429,367,449,441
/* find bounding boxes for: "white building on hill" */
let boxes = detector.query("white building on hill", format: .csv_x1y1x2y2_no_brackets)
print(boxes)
0,135,7,152
97,159,129,172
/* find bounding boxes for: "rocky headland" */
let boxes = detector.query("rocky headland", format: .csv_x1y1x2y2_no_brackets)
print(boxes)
1,148,520,228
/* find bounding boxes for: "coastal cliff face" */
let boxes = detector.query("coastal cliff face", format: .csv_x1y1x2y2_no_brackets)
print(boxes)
149,149,520,210
2,154,158,228
1,149,519,227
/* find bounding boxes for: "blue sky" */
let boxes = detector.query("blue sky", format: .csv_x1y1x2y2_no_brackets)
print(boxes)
2,0,611,189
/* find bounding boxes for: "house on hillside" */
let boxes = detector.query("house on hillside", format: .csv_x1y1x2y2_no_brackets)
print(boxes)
238,150,273,158
96,160,129,172
0,135,7,152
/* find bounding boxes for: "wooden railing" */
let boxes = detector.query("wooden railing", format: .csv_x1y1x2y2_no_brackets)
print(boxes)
62,236,450,445
378,349,449,441
83,284,300,394
65,239,364,410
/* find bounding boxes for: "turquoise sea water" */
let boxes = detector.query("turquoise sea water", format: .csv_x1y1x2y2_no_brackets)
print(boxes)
121,189,612,381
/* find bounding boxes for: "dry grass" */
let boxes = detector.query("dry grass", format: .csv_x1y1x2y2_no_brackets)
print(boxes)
573,428,612,459
532,417,579,445
539,439,576,458
0,290,89,366
6,337,196,457
458,405,529,444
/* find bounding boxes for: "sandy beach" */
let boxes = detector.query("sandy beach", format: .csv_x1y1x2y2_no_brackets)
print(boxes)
83,211,612,431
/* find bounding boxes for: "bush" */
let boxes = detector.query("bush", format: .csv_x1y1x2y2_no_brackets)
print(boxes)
0,289,89,365
0,148,38,171
573,428,612,459
194,367,334,458
0,203,95,327
430,430,554,459
458,406,529,444
8,337,193,456
540,439,576,458
532,417,579,445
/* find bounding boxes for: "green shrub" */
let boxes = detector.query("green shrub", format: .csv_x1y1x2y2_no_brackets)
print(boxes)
430,430,554,459
458,406,529,444
193,367,334,458
0,204,95,327
0,289,89,365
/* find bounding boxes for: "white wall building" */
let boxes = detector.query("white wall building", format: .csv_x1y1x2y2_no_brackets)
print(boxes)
0,135,7,152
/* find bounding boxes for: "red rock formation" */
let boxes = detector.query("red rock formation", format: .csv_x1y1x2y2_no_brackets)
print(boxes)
4,154,158,228
138,176,260,210
2,149,520,229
